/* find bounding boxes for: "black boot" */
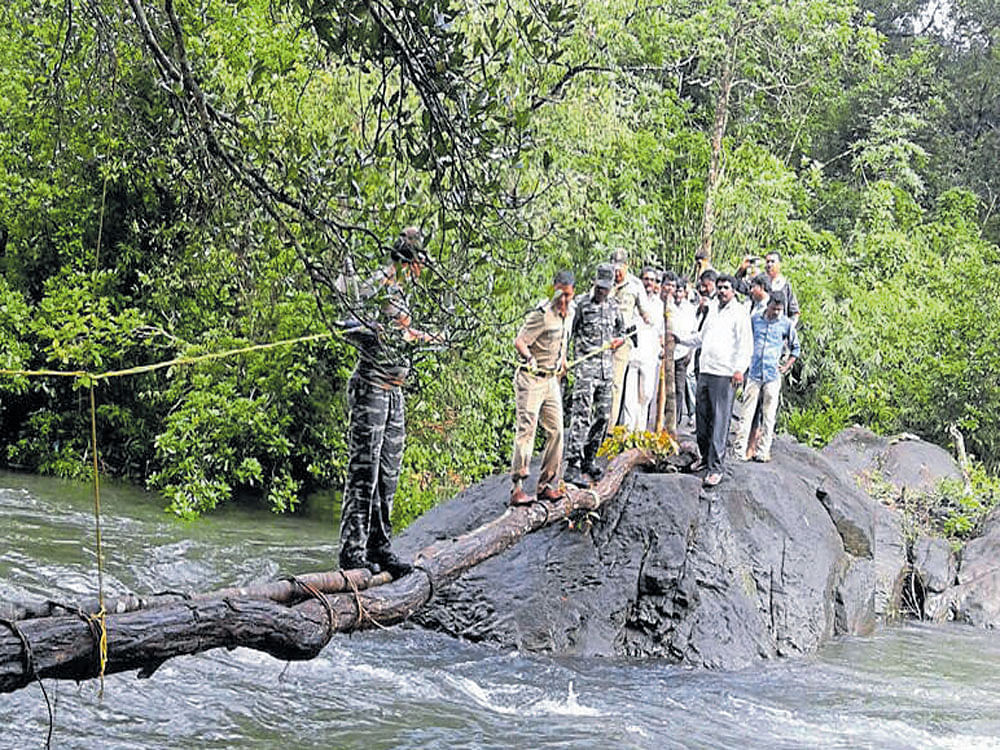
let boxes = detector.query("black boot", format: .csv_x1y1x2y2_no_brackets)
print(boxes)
564,463,587,487
368,546,413,579
339,549,380,574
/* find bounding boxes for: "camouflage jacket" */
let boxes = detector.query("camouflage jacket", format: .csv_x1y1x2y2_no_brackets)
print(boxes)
342,269,414,386
571,291,623,379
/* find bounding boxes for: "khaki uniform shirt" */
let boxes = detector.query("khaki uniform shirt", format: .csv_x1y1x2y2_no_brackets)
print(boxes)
518,298,575,371
612,275,651,332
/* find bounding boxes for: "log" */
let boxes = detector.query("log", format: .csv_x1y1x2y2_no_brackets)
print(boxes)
1,449,653,694
7,568,394,621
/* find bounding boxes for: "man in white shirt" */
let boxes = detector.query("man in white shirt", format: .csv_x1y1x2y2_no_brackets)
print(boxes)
763,251,799,327
622,267,664,430
675,274,752,487
668,275,698,428
608,249,653,429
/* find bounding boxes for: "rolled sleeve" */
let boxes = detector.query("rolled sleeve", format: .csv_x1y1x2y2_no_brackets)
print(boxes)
517,309,546,347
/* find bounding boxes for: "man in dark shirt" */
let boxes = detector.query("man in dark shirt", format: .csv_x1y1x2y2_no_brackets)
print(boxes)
564,263,624,486
338,226,434,578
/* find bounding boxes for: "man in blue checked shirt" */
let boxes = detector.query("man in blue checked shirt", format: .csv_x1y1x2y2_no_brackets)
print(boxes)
736,292,800,463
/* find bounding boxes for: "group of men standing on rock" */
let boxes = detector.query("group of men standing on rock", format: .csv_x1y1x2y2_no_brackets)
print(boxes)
510,248,801,504
333,227,801,577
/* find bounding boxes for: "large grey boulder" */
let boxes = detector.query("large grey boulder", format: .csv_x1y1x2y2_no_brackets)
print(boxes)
873,504,907,619
398,427,1000,666
912,534,958,621
949,510,1000,627
822,426,1000,627
913,535,957,594
400,436,882,669
822,426,889,482
822,426,962,496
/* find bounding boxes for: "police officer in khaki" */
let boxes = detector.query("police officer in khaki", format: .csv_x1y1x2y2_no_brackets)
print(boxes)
510,270,576,506
608,249,652,430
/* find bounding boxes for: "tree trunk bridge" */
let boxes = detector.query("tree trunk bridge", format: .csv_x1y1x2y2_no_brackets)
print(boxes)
0,450,652,695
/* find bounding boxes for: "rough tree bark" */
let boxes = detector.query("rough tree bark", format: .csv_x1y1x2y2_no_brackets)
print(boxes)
655,302,677,434
0,449,653,695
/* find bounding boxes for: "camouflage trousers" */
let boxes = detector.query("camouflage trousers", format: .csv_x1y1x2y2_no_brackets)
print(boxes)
339,372,405,563
565,361,613,468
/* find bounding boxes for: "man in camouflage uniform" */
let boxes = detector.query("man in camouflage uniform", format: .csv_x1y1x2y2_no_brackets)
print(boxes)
608,249,653,430
564,263,624,486
338,226,434,578
510,270,576,506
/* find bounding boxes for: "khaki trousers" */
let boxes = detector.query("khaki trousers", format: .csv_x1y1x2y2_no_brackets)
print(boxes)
511,368,564,491
736,378,781,459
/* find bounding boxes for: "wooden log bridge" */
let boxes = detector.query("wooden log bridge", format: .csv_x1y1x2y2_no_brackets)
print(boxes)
0,450,653,695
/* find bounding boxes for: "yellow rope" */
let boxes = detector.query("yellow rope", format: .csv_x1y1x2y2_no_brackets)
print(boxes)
0,330,338,694
0,332,334,382
89,384,108,695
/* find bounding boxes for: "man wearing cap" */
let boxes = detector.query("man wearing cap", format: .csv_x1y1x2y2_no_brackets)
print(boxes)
564,264,625,486
510,270,577,505
338,226,434,578
736,292,800,463
608,249,653,430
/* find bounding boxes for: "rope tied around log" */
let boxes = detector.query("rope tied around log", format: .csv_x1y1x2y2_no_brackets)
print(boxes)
74,607,103,668
526,498,552,525
72,605,109,690
1,617,54,747
343,573,390,632
287,576,335,646
412,563,435,602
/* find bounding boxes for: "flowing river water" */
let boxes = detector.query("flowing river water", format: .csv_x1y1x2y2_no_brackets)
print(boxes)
2,471,1000,749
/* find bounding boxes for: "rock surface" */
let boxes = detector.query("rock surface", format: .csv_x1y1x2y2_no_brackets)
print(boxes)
823,425,1000,628
398,427,996,667
947,509,1000,627
822,426,963,496
400,436,881,668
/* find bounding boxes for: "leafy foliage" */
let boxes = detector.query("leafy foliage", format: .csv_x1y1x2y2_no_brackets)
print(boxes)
598,427,679,468
0,0,999,529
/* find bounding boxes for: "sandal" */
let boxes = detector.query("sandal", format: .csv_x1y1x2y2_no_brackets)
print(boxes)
509,486,534,506
702,473,723,488
538,484,565,501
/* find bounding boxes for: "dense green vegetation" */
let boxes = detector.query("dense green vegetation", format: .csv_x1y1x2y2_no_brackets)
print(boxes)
1,0,997,523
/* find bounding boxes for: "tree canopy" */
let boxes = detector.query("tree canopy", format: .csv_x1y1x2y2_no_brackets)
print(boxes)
1,0,997,519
